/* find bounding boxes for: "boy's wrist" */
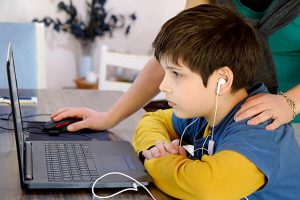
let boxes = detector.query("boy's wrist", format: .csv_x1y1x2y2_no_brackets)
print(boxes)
139,145,155,164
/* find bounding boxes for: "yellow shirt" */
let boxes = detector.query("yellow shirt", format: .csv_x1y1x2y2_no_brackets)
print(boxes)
133,109,265,200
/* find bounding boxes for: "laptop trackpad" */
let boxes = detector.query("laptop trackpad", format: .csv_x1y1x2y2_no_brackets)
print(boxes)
97,156,136,171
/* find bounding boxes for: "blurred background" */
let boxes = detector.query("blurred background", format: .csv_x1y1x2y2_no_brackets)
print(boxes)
0,0,185,89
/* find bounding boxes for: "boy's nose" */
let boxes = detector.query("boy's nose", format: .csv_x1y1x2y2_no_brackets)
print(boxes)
159,76,172,93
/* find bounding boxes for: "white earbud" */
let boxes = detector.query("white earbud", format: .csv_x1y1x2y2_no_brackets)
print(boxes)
216,78,226,95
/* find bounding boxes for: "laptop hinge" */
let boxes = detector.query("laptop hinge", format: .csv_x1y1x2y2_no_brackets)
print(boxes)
24,141,33,180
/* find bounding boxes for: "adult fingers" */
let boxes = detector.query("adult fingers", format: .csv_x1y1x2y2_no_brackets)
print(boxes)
247,109,273,125
235,94,266,117
235,103,267,122
235,94,263,113
52,108,83,121
67,120,88,132
265,119,281,130
50,107,71,119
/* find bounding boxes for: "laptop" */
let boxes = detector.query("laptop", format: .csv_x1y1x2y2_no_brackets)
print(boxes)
6,43,151,189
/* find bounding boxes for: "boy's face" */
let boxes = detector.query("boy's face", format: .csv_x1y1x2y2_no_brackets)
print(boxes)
159,58,217,119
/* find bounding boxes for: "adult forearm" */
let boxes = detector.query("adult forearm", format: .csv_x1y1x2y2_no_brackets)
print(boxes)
185,0,210,9
286,84,300,115
106,57,164,126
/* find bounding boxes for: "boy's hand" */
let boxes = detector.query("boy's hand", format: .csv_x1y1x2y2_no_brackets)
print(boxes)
234,93,293,130
51,107,115,131
142,139,187,160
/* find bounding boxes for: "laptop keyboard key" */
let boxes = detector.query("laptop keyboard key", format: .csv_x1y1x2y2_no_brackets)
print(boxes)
82,176,90,181
86,159,97,171
45,143,99,183
73,176,81,182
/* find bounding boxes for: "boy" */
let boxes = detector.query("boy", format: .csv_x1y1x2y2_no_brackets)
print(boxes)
132,4,300,200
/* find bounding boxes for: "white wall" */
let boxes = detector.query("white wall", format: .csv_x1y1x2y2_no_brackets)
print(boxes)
0,0,185,88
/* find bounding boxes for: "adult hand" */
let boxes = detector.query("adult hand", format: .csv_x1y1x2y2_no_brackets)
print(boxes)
51,107,116,131
234,93,293,130
142,139,187,160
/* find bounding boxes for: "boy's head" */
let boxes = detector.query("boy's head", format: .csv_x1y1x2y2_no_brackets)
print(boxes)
153,4,261,92
153,4,261,119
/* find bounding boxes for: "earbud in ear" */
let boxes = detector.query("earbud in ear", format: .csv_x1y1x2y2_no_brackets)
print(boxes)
216,78,226,95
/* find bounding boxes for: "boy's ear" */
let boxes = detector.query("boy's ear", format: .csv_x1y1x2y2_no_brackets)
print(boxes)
215,66,233,96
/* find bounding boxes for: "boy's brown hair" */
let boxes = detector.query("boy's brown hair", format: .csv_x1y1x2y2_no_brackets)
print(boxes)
153,4,261,91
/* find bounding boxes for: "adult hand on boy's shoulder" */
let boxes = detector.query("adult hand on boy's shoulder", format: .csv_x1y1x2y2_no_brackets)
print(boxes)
234,93,293,130
142,139,187,160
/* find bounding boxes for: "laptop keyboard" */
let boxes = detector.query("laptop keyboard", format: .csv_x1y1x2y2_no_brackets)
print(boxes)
45,143,99,182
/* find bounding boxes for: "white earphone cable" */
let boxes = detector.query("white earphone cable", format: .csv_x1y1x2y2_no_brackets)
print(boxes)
194,146,208,154
201,134,211,155
179,117,199,146
200,81,221,156
92,172,157,200
211,89,220,141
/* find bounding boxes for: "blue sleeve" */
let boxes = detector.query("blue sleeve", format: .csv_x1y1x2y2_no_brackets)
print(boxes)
172,113,206,144
216,121,285,187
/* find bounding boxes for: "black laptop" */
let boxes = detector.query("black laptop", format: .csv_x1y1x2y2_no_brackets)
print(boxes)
6,43,151,189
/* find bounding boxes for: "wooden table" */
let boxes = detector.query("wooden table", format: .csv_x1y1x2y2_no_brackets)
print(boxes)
0,89,173,200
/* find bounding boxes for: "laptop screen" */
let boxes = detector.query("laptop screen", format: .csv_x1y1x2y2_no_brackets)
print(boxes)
6,43,25,180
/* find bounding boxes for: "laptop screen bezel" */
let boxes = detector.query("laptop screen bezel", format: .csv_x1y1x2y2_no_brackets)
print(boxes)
6,43,26,183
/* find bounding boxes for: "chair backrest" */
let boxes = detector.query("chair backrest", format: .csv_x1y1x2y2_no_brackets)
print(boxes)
98,45,165,100
98,45,150,92
0,22,46,89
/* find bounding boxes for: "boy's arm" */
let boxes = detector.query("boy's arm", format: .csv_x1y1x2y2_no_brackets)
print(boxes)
145,151,265,200
132,109,177,154
133,109,265,199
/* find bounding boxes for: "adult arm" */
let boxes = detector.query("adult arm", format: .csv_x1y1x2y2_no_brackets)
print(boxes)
109,0,214,127
185,0,210,9
51,58,164,131
105,58,164,127
235,84,300,130
103,0,212,128
51,0,211,131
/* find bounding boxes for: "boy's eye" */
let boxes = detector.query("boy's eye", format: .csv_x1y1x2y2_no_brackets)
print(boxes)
172,71,182,78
